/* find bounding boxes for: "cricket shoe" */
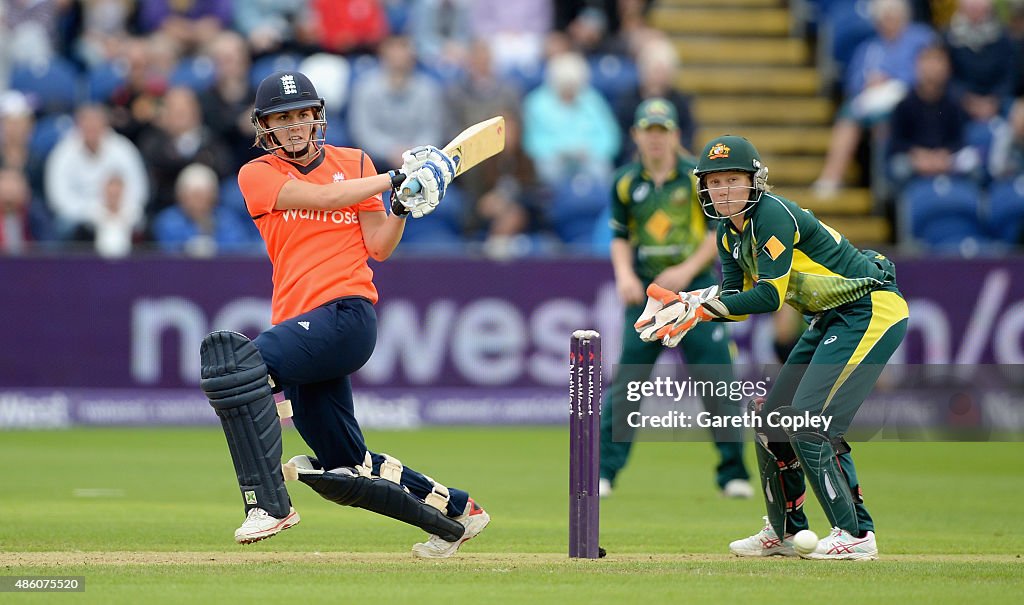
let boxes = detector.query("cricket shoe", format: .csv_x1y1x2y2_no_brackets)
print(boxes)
234,507,300,544
599,478,613,498
800,527,878,560
722,479,754,499
728,516,796,557
411,498,490,559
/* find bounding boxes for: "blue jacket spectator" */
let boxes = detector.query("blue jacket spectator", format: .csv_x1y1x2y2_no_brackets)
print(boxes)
152,163,256,256
348,36,444,168
943,0,1016,123
523,52,620,185
887,46,975,189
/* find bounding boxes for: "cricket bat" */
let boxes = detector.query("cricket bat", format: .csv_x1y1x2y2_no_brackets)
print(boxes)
401,116,506,196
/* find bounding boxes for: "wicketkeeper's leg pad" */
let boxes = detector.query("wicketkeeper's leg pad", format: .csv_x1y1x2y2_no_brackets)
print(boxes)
754,434,805,538
284,456,466,542
201,330,290,519
777,406,860,535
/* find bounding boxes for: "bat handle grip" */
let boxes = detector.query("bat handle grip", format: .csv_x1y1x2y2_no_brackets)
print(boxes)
400,178,422,197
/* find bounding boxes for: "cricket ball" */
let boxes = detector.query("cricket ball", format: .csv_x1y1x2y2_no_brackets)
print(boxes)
792,529,818,555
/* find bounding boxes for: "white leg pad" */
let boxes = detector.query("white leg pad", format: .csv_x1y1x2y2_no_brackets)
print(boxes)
379,454,404,484
422,474,451,512
276,399,293,419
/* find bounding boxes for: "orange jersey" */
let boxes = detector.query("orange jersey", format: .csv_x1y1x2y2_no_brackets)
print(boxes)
238,145,385,324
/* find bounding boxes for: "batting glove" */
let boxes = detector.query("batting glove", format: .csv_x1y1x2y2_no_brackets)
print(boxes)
394,160,449,218
400,145,455,188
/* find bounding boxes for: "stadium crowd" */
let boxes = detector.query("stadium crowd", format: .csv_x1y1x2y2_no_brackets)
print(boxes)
1,0,1023,258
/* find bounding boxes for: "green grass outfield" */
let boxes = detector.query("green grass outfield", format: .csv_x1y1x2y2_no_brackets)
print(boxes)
1,428,1021,604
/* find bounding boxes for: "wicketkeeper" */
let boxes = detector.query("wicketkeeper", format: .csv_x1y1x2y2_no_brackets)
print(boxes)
601,99,751,499
636,135,909,560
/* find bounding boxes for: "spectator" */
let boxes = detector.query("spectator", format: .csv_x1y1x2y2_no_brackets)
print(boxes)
197,31,258,170
444,39,521,195
232,0,309,57
0,91,46,196
136,0,232,53
613,35,696,161
106,36,176,140
409,0,474,72
74,0,133,68
472,114,541,257
137,85,232,219
944,0,1016,124
887,46,977,190
1,0,66,70
566,6,625,57
470,0,552,75
43,104,148,245
93,172,140,258
989,97,1024,180
1007,0,1024,96
522,51,621,185
348,36,445,168
303,0,389,55
615,0,656,58
814,0,936,195
0,167,51,254
152,163,256,257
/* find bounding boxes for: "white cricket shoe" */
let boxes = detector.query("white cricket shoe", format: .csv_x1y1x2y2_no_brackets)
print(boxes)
411,498,490,559
234,507,300,544
722,478,754,499
599,478,612,498
729,516,796,557
800,527,878,560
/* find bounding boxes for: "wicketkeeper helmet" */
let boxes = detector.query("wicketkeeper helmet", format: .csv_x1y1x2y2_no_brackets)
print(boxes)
693,135,769,219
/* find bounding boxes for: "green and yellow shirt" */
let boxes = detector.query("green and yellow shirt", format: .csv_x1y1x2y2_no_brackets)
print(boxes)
610,155,712,283
715,193,892,319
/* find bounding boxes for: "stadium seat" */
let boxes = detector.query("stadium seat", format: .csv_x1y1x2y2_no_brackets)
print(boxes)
550,174,608,247
323,112,353,148
10,57,82,114
249,54,302,90
349,54,380,86
590,204,612,257
218,178,262,242
29,113,74,157
588,54,638,103
986,177,1024,244
300,53,351,112
387,186,465,253
964,119,998,183
500,62,544,95
904,176,985,247
170,55,216,91
86,61,126,102
819,0,874,86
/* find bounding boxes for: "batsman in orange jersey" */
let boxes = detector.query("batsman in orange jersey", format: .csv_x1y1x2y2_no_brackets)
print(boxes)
198,70,488,558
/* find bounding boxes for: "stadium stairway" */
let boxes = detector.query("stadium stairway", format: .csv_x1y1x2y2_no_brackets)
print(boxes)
650,0,889,245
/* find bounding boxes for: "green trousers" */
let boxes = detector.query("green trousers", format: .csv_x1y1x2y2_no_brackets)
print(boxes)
763,286,909,534
599,291,749,490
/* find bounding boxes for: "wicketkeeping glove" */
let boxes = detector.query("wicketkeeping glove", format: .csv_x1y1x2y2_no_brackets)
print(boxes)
635,284,726,348
656,285,721,347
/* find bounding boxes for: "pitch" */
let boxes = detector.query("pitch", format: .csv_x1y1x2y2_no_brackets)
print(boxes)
1,428,1021,604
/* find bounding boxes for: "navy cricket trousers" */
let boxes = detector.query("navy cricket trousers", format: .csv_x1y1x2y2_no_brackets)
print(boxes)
253,297,470,517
